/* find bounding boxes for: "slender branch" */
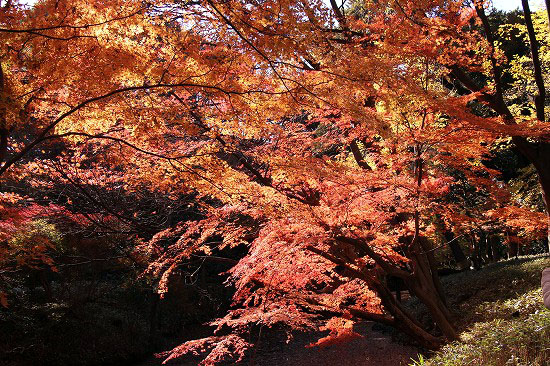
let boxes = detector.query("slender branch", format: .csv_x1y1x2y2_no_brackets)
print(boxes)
42,131,212,160
329,0,351,41
0,7,144,34
335,236,411,279
58,255,126,268
0,81,286,177
190,254,238,265
393,0,425,27
205,0,296,99
347,307,395,325
522,0,546,122
306,244,372,282
205,0,336,107
473,1,513,121
350,139,371,170
173,92,323,205
51,162,138,226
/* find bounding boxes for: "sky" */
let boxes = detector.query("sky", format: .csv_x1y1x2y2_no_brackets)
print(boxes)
493,0,546,11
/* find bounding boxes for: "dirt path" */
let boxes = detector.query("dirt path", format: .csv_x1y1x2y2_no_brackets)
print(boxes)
135,322,420,366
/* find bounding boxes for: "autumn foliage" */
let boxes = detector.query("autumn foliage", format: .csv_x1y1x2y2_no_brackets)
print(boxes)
1,0,550,364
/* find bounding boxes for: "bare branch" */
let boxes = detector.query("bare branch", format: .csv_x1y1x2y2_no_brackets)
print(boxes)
522,0,546,122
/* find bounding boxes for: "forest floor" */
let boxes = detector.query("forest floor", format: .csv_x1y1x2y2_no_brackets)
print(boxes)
4,255,547,366
138,254,550,366
244,321,419,366
135,321,419,366
416,255,550,365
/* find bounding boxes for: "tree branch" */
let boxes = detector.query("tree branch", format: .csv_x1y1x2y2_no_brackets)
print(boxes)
347,307,395,326
473,1,513,121
522,0,546,122
306,244,371,282
335,236,411,279
350,139,371,170
0,81,285,177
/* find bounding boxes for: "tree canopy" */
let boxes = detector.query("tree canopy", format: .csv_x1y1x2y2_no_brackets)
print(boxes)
1,0,550,364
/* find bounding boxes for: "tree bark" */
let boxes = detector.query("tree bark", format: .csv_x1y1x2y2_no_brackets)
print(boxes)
407,240,457,341
308,244,447,349
369,275,444,349
522,0,546,122
0,63,8,166
435,215,470,269
532,150,550,253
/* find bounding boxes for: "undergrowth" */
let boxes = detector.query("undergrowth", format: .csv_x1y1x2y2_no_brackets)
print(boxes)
410,255,550,366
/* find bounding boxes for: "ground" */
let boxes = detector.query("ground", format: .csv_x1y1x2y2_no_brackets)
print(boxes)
135,321,418,366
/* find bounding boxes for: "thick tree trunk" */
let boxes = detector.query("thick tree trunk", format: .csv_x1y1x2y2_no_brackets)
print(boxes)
406,144,457,341
532,153,550,253
508,241,519,259
407,246,457,341
149,291,161,347
379,254,457,343
409,281,456,340
369,276,444,349
419,237,449,308
435,215,470,269
308,243,450,349
516,143,550,253
446,233,470,270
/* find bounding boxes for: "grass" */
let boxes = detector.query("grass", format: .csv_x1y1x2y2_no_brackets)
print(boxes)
410,255,550,366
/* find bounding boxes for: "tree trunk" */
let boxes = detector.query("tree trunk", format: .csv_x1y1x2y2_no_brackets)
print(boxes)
369,276,443,349
447,234,469,270
419,237,449,308
308,243,449,349
149,291,161,347
533,152,550,253
409,280,457,340
486,235,494,262
435,215,470,269
407,246,457,341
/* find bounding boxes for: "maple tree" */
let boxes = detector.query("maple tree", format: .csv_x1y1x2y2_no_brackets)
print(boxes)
0,0,549,364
